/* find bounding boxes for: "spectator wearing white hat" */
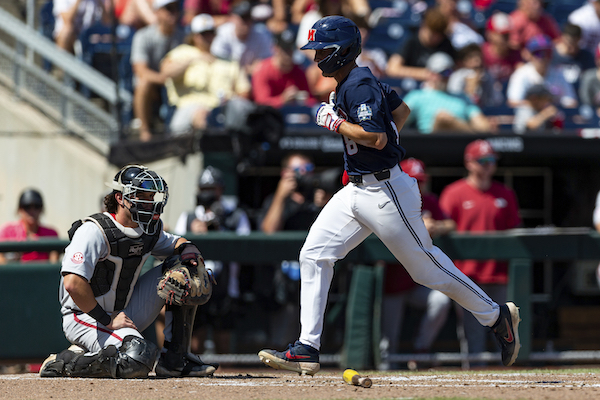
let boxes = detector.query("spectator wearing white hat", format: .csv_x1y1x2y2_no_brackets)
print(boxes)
161,14,251,135
130,0,185,141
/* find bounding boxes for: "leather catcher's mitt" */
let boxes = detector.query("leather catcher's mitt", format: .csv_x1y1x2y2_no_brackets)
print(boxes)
157,255,214,306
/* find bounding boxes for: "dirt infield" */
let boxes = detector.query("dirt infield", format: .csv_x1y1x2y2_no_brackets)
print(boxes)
1,367,599,400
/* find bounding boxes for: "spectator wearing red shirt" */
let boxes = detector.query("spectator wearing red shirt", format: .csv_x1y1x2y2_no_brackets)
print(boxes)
182,0,231,26
0,189,59,264
380,158,455,370
252,29,315,108
509,0,561,51
439,140,521,360
482,12,523,82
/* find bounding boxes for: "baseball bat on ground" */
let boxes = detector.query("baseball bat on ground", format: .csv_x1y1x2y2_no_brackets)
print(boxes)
342,369,372,388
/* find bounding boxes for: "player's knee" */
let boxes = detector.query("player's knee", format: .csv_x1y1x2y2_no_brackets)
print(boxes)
117,336,159,378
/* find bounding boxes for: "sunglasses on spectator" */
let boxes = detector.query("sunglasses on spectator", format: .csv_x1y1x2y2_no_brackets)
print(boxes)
531,49,551,59
164,3,180,13
291,163,315,175
22,204,43,211
438,69,453,78
476,156,497,166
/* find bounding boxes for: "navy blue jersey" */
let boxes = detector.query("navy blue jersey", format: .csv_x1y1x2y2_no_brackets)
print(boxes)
334,67,406,175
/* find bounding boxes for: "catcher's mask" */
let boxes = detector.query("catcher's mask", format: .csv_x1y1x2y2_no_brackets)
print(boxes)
106,165,169,235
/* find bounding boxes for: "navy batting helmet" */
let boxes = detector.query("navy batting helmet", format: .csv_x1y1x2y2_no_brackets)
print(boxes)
300,15,361,75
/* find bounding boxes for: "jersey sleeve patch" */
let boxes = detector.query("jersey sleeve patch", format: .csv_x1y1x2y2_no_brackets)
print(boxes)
357,103,373,121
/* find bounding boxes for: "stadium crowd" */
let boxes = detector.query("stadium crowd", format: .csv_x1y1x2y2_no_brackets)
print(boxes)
39,0,600,140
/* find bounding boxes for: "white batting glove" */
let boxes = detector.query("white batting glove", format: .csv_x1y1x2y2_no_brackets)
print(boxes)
316,102,345,133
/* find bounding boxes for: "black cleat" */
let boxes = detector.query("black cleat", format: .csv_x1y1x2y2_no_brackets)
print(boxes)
258,341,320,376
491,302,521,366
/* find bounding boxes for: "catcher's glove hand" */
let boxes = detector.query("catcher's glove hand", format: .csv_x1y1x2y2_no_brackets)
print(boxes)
157,255,215,306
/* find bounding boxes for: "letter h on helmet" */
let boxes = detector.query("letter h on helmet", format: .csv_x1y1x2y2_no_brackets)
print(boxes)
300,16,362,75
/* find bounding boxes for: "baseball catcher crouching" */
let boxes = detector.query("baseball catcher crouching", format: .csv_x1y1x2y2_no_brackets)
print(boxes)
39,164,219,378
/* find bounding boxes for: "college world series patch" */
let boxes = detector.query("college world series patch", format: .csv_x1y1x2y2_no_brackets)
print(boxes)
357,104,372,121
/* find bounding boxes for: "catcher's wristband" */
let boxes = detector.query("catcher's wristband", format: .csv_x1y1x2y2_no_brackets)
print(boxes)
87,303,111,326
175,240,194,255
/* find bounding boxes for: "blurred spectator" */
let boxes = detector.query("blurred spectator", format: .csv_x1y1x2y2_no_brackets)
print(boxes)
386,7,456,82
130,0,185,141
513,84,565,134
252,29,316,108
210,1,274,76
258,153,334,234
435,0,484,50
439,139,521,360
509,0,561,51
403,52,492,134
293,0,370,38
53,0,110,53
356,19,388,78
182,0,232,26
447,43,505,107
551,23,596,91
506,34,578,108
568,0,600,54
161,14,251,135
595,189,600,231
174,166,250,354
482,12,523,83
257,153,342,347
379,158,454,370
579,43,600,116
0,189,59,264
595,189,600,288
114,0,157,28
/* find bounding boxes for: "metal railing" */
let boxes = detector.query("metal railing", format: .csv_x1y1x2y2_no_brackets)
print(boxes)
2,229,600,366
0,7,132,154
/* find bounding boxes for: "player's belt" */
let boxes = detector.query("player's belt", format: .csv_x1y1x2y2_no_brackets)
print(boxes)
348,169,391,185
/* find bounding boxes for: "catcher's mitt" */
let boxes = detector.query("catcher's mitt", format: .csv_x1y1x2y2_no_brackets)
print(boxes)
157,255,215,306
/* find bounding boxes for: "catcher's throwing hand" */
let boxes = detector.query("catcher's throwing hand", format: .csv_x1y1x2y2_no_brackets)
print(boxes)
106,311,137,330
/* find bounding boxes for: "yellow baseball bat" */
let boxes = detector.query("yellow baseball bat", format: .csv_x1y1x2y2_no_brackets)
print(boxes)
343,369,372,388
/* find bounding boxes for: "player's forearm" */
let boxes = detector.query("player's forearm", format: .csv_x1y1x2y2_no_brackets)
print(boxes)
63,273,99,313
338,122,387,149
392,102,410,131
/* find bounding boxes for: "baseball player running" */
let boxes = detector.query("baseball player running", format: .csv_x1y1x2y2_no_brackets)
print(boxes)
40,165,217,378
258,16,521,375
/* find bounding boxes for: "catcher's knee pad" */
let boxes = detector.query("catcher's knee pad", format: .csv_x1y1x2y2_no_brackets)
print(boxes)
116,336,159,378
65,345,118,378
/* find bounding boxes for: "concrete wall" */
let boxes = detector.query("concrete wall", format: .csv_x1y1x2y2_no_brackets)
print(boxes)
0,86,202,237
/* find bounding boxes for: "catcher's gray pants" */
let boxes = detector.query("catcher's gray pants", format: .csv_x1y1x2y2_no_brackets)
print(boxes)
62,266,165,353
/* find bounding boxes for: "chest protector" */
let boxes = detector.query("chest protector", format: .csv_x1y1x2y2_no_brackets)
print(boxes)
68,213,160,311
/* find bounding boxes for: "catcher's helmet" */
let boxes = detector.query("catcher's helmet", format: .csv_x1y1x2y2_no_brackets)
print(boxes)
300,15,361,75
106,165,169,235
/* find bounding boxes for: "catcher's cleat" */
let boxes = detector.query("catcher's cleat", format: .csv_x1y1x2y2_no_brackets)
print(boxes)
258,341,320,376
154,351,218,377
491,302,521,366
39,345,85,377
